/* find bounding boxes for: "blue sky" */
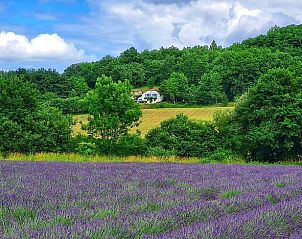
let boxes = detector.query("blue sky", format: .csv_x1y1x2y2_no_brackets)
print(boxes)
0,0,301,71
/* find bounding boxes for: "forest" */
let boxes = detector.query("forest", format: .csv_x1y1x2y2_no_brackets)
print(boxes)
1,24,302,162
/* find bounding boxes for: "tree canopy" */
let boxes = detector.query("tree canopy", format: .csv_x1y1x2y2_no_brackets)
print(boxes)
85,75,142,143
1,24,302,161
217,66,302,161
0,75,73,154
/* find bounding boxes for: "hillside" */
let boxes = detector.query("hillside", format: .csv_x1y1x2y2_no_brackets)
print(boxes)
73,107,232,136
239,24,302,55
1,24,302,114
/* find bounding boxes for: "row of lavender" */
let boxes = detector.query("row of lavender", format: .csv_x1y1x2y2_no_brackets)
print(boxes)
0,161,302,238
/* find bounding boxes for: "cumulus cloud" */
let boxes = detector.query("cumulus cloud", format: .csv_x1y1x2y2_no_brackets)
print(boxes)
0,31,94,62
83,0,300,51
1,0,300,70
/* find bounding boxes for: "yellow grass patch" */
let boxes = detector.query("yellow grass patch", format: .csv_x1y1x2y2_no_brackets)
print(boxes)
73,107,233,136
2,153,202,164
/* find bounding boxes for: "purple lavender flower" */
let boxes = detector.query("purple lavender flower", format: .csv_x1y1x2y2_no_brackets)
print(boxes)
0,161,302,238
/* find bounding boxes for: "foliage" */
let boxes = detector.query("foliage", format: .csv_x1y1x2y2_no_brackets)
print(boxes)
114,133,147,156
147,146,176,158
241,24,302,55
40,92,86,114
82,133,147,156
146,114,220,157
209,48,294,101
178,46,213,84
1,24,302,111
1,24,302,160
204,149,238,162
61,25,302,105
217,66,302,161
195,72,227,104
85,75,142,152
0,75,73,154
160,72,189,103
14,68,71,98
68,76,90,97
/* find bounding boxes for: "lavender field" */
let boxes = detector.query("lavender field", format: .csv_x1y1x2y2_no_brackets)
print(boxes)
1,161,302,238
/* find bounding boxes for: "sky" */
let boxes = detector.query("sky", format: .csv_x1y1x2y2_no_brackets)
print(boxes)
0,0,301,71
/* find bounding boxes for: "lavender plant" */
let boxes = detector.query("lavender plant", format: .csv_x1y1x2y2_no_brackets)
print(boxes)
0,161,302,238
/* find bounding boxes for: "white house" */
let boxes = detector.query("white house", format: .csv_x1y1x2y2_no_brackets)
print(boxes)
137,89,163,104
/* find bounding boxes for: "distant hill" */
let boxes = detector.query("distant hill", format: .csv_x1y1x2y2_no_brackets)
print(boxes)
2,24,302,113
238,24,302,55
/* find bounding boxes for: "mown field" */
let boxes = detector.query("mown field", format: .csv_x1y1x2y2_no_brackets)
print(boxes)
1,161,302,238
73,107,233,136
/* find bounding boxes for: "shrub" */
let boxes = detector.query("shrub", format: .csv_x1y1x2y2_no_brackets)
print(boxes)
146,114,220,157
0,75,73,154
114,134,147,156
205,149,239,162
217,67,302,162
147,147,176,157
77,134,146,156
76,142,98,156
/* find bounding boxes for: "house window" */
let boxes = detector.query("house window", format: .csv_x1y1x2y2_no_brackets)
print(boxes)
146,93,151,97
152,94,157,97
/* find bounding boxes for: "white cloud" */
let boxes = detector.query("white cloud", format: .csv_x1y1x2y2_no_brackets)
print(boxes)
2,0,299,71
0,31,94,62
83,0,300,51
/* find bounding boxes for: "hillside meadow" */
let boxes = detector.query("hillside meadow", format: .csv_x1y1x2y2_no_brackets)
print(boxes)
73,106,233,136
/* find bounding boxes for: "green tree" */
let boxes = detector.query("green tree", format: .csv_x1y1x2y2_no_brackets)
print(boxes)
110,64,131,83
146,114,220,157
221,67,302,161
241,24,302,55
160,72,189,103
120,47,142,64
85,75,142,151
210,40,218,50
210,48,294,101
16,68,71,98
63,62,100,88
144,59,165,85
68,76,90,97
178,48,210,84
0,75,72,154
195,72,227,104
126,63,146,87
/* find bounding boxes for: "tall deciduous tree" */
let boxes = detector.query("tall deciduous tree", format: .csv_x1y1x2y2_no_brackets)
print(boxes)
85,75,142,147
210,40,218,50
160,72,189,103
68,76,90,97
221,66,302,161
195,72,227,104
0,75,72,154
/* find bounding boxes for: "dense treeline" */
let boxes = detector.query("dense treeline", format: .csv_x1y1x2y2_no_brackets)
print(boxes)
63,24,302,103
0,75,73,154
147,64,302,161
1,24,302,110
239,25,302,55
1,24,302,162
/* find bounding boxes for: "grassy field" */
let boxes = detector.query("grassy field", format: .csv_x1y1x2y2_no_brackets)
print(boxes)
2,153,301,166
1,153,205,164
73,106,233,136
